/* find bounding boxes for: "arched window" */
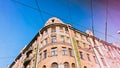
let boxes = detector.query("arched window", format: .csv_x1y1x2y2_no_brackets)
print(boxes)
84,66,87,68
64,62,69,68
43,65,46,68
72,63,75,68
51,62,58,68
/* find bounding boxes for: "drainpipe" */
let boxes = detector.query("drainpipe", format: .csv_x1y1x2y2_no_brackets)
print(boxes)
35,32,41,68
35,40,39,68
67,24,82,68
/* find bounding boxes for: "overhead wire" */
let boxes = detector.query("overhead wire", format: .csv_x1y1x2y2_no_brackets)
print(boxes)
11,0,71,22
105,0,108,42
90,0,102,68
11,0,120,43
35,0,45,23
90,0,94,35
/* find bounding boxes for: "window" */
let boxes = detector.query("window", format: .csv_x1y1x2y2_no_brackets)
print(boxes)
51,19,55,22
67,37,70,44
51,47,57,56
44,38,47,45
23,60,30,68
87,54,91,61
51,62,58,68
83,43,86,48
101,58,106,66
69,48,73,56
72,63,75,68
64,62,69,68
61,36,65,43
60,26,63,32
43,65,46,68
43,50,47,59
80,52,83,59
65,28,68,34
93,56,97,63
76,40,79,46
81,35,84,40
74,31,77,37
84,66,87,68
40,53,42,61
51,26,56,33
79,34,82,39
51,36,56,43
62,47,67,55
44,30,48,35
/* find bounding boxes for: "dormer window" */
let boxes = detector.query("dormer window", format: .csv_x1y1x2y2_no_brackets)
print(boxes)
51,19,55,23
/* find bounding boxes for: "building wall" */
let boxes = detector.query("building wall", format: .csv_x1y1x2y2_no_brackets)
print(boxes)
9,17,120,68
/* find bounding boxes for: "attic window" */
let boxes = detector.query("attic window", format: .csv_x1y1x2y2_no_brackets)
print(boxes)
51,19,55,22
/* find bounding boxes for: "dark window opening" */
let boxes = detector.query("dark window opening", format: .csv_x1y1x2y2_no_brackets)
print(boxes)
43,65,46,68
87,54,91,61
23,60,30,68
43,50,47,59
51,62,58,68
69,48,73,56
72,63,75,68
80,52,84,59
26,50,32,58
84,66,87,68
51,26,56,33
64,62,69,68
52,19,55,22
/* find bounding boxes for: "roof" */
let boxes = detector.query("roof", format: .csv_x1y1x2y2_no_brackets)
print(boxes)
45,17,64,26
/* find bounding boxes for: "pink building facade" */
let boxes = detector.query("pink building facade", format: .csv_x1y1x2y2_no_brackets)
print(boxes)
9,17,120,68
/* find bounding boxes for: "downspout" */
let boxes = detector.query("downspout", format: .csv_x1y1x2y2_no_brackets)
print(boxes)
35,31,41,68
67,25,82,68
35,41,39,68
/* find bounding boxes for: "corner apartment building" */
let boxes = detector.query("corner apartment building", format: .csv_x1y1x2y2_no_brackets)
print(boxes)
9,17,120,68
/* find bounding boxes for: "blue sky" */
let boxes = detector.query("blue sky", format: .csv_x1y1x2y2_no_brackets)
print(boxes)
0,0,120,68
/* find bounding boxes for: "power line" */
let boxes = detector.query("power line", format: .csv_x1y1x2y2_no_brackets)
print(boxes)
35,0,45,23
73,23,120,41
90,0,94,35
11,0,120,42
11,0,71,22
105,0,109,42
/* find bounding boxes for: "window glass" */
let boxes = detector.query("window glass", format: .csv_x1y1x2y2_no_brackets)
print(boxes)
51,26,56,33
87,54,91,61
69,48,73,56
43,50,47,59
72,63,75,68
80,52,83,59
51,36,56,43
51,47,57,56
62,47,67,55
52,62,58,68
64,62,69,68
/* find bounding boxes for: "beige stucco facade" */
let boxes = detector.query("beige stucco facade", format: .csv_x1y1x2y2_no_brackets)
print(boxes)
9,17,120,68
